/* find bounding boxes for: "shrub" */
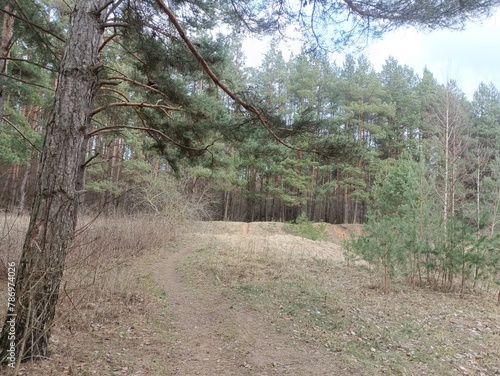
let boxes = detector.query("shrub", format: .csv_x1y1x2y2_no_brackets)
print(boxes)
286,213,329,241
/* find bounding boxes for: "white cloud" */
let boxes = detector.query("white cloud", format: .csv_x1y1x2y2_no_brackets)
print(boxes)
242,26,303,68
364,11,500,98
242,36,270,68
242,11,500,99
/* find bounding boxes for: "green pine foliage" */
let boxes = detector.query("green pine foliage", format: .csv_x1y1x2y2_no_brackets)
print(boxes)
347,155,500,292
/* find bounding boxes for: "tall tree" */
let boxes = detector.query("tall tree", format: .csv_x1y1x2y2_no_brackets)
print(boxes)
0,1,14,124
425,81,470,226
471,82,500,234
337,55,391,222
379,57,421,158
0,0,109,363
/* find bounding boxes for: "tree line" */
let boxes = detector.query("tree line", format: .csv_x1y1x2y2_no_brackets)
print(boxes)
3,40,500,226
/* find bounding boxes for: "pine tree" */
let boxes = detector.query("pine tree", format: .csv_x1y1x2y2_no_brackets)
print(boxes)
0,0,109,363
379,57,422,158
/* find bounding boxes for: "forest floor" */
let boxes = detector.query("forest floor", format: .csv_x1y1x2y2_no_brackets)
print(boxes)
1,220,500,375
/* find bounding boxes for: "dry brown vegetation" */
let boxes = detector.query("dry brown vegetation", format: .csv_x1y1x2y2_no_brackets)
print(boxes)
0,217,499,375
0,212,180,375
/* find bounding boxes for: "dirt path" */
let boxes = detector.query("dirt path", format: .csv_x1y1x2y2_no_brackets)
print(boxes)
151,240,357,376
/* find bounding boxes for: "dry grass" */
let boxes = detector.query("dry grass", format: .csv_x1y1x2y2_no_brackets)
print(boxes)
58,214,179,331
0,212,180,375
0,212,29,280
1,218,499,375
182,227,500,376
0,213,180,314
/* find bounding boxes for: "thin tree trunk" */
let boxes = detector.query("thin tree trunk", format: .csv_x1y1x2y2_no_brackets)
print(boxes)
0,0,108,363
443,89,449,241
223,190,230,221
476,150,481,237
343,186,349,224
0,2,15,124
17,163,30,214
9,165,18,210
0,167,12,206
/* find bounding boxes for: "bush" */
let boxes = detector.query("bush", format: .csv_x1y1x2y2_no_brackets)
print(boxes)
286,213,329,241
347,157,500,294
132,175,213,222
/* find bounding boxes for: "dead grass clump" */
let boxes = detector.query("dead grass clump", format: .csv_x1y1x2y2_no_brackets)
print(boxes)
58,214,177,330
0,212,179,375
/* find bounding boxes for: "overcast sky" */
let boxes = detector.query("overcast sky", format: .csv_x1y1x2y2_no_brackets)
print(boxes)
243,10,500,100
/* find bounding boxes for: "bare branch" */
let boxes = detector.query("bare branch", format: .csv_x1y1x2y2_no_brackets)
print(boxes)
81,152,100,168
342,0,387,19
98,87,132,101
87,125,204,153
95,0,114,15
0,72,54,91
103,66,174,101
5,2,65,42
2,117,41,153
105,0,125,20
105,38,148,67
99,33,120,53
97,79,121,87
0,57,58,73
103,22,128,28
90,101,180,117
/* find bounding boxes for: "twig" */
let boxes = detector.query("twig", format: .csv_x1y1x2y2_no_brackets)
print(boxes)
2,116,41,153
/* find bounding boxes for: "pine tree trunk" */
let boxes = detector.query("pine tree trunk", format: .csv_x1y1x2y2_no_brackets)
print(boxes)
223,190,230,221
9,165,18,210
343,186,349,224
0,167,11,206
0,0,108,363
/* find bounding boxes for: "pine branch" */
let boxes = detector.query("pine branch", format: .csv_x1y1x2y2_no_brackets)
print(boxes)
87,124,204,152
154,0,313,155
90,101,180,117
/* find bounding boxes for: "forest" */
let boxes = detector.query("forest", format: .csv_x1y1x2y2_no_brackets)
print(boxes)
1,3,499,226
1,0,500,366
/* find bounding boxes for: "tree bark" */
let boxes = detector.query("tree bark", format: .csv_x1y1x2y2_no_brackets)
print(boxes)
0,2,15,124
0,0,108,363
16,163,30,214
